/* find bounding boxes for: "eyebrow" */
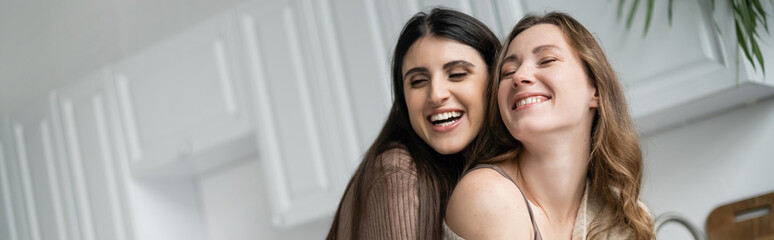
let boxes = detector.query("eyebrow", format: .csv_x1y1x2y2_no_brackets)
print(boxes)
502,54,518,65
403,67,428,80
501,44,561,66
443,60,475,70
403,60,475,79
533,44,560,54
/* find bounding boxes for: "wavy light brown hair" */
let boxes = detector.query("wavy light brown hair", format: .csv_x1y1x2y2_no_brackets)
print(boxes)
477,12,654,240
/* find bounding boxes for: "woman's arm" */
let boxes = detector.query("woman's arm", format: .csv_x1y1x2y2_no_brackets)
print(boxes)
349,147,419,239
358,166,418,239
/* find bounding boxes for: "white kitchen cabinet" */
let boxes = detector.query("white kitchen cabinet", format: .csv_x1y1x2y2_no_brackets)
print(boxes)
0,132,10,240
521,0,774,133
0,117,24,240
7,96,77,240
55,68,134,240
111,10,254,177
238,0,360,228
327,0,397,151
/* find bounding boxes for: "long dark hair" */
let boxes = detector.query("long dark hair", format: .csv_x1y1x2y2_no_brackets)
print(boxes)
327,8,500,239
478,12,654,239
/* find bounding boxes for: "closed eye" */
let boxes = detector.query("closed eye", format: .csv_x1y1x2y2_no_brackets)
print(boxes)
501,69,516,78
410,78,428,87
449,72,468,79
539,58,557,65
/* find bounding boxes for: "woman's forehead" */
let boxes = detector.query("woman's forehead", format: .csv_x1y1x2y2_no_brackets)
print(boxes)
507,24,568,56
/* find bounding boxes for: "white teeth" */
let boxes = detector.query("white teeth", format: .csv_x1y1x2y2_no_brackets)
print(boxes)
430,111,462,122
516,96,545,108
436,120,454,127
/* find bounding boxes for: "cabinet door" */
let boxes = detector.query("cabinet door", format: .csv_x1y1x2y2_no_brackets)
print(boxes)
56,69,134,240
8,96,75,240
112,10,253,177
327,0,394,151
0,117,23,240
239,0,361,228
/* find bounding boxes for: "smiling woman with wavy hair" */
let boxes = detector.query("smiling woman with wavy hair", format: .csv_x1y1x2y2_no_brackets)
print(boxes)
444,12,654,240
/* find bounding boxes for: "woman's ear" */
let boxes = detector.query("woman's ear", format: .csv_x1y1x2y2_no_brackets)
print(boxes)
590,88,599,108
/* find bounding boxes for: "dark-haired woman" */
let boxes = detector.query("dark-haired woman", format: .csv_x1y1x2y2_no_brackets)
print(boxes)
445,12,655,240
326,8,500,240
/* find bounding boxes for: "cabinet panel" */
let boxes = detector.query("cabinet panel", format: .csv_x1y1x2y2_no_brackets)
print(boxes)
240,0,359,228
328,0,393,150
0,118,20,240
112,10,253,176
57,69,133,240
9,97,72,240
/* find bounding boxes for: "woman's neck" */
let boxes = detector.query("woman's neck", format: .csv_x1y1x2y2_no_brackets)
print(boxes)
514,126,590,224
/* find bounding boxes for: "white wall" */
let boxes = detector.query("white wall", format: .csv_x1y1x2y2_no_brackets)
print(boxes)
198,157,331,239
641,96,774,239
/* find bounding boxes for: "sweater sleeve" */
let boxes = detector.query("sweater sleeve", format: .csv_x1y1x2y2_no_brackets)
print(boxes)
358,149,419,240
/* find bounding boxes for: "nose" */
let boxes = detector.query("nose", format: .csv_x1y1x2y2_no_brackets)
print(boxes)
511,67,535,88
429,78,450,105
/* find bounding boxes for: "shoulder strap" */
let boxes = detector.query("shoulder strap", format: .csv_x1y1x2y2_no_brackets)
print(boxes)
464,164,543,240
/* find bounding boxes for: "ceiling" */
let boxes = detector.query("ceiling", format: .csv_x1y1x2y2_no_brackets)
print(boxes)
0,0,245,115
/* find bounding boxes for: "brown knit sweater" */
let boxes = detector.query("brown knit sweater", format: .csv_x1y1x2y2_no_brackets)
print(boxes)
334,147,419,239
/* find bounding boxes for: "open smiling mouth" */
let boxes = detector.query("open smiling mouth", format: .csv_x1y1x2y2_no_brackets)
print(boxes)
512,96,551,110
428,111,463,127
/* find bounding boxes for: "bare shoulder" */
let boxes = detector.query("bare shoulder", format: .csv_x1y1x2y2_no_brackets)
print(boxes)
445,167,533,239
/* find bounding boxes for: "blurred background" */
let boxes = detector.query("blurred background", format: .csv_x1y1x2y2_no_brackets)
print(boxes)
1,0,773,239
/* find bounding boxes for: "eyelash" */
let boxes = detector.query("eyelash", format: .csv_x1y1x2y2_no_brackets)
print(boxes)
539,58,557,65
410,78,427,87
501,68,516,78
449,72,468,79
408,69,469,87
500,56,557,78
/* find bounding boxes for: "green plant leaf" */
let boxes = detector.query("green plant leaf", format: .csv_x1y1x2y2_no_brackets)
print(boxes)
668,0,674,26
737,0,755,36
618,0,769,77
751,0,769,33
751,36,766,74
626,0,641,29
643,0,655,36
736,20,757,71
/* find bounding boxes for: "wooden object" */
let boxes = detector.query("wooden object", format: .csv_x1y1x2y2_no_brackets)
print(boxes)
706,191,774,240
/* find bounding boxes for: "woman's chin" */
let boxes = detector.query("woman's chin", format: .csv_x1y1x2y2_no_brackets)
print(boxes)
430,143,466,155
